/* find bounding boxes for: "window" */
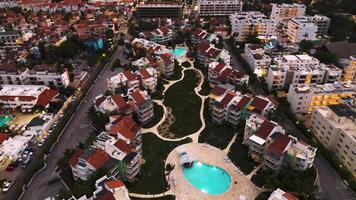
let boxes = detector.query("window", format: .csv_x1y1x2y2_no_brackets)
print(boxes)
345,145,350,149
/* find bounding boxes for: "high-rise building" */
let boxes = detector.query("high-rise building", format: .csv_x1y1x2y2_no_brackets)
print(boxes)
270,3,306,23
287,82,355,114
230,11,276,42
311,104,356,177
197,0,243,16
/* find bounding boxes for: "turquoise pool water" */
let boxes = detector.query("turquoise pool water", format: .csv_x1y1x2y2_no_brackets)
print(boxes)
172,47,187,57
0,116,13,128
183,161,231,195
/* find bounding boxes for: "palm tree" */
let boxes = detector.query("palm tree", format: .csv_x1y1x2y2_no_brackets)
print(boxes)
165,163,175,182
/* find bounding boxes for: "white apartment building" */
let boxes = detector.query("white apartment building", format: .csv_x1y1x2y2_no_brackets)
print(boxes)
140,26,175,44
69,176,131,200
210,87,276,126
107,71,140,94
286,18,318,43
197,0,243,16
267,55,342,90
268,188,299,200
0,0,18,8
93,94,133,116
230,11,276,42
69,147,119,181
270,3,306,23
0,85,59,110
137,67,158,92
244,44,271,77
339,56,356,82
197,42,230,68
287,82,355,114
208,62,249,86
129,90,154,125
0,63,70,87
0,29,21,49
304,15,331,36
311,104,356,177
245,114,316,171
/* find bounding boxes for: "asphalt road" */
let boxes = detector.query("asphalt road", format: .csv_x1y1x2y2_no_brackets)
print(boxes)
225,42,356,200
17,47,126,200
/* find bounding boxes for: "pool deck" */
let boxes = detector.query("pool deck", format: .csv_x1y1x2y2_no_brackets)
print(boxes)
165,143,263,200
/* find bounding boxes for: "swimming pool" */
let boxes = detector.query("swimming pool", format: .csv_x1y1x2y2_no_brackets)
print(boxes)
183,161,231,195
0,116,13,128
171,47,187,57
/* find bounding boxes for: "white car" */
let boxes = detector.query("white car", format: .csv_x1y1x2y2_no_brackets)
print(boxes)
2,180,14,192
38,139,45,147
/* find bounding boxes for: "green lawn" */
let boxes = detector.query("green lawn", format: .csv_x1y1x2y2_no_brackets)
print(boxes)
164,70,202,137
199,101,237,149
228,135,259,174
181,61,191,68
130,195,175,200
143,102,164,129
251,166,317,199
126,133,191,194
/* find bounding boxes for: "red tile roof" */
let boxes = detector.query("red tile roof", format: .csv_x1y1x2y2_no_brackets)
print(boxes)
114,139,132,154
111,95,128,109
266,134,291,157
87,149,111,169
212,63,225,73
36,89,59,106
130,90,145,105
211,85,227,96
0,133,9,145
250,97,269,114
123,71,136,82
283,192,299,200
105,180,125,189
95,96,107,107
97,192,115,200
218,68,232,82
255,120,275,140
69,149,84,167
139,68,151,79
236,96,251,110
220,92,236,107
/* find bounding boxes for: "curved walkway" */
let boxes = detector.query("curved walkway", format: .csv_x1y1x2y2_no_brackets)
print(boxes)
129,190,174,198
142,60,208,143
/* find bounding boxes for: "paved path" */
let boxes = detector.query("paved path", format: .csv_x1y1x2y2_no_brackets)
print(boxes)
223,134,238,153
247,164,263,180
129,190,174,198
142,60,209,144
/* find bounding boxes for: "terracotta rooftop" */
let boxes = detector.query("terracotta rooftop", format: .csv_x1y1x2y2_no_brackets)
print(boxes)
130,90,146,105
139,68,152,79
105,180,125,189
211,85,227,96
111,95,129,109
220,92,235,107
250,96,269,114
266,134,291,158
69,149,84,167
255,120,275,140
114,139,132,154
87,149,111,169
36,89,59,106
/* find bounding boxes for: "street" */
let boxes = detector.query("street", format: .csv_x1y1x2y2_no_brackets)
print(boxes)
13,46,127,200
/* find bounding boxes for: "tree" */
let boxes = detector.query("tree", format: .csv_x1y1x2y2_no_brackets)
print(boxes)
314,50,338,64
299,40,314,53
56,188,73,200
105,29,114,39
165,163,175,182
56,148,75,171
245,33,261,44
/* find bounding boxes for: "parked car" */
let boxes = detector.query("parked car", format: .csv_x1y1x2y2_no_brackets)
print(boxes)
38,139,45,147
21,157,31,168
5,165,16,172
47,176,61,185
2,180,14,192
